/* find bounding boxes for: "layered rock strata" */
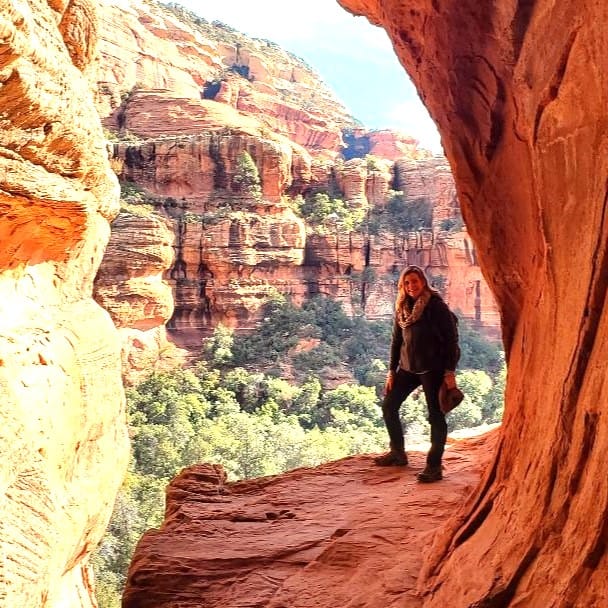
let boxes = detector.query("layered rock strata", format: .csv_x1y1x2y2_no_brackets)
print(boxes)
111,130,499,349
338,0,608,606
94,0,353,158
93,0,499,352
94,211,183,385
0,1,129,606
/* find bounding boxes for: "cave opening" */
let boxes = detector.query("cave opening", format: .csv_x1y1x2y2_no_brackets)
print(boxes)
88,2,514,606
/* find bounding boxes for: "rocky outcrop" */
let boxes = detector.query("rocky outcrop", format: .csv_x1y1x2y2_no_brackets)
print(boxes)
338,1,608,606
113,126,310,206
166,203,307,346
123,430,496,607
94,0,354,158
349,128,432,161
94,211,185,385
0,1,129,606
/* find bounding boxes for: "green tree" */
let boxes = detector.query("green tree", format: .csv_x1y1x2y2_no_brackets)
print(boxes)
400,389,430,439
291,376,322,428
296,192,366,232
202,323,234,366
439,216,464,232
232,295,314,366
321,384,381,432
446,370,496,429
233,150,262,199
483,362,506,423
457,317,504,372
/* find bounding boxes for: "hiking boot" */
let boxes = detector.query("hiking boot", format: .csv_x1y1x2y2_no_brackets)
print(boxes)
417,465,443,482
374,451,408,466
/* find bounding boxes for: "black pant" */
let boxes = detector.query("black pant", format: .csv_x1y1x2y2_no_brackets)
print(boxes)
381,369,447,467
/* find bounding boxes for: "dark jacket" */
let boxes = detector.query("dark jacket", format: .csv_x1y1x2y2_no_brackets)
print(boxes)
388,294,460,374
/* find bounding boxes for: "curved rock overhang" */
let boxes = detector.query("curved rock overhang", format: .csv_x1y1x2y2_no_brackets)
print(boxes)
339,0,608,605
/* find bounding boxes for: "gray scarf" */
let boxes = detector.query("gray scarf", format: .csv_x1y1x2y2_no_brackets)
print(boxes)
397,287,433,328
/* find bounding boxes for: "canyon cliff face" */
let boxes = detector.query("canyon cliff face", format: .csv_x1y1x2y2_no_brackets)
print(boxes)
93,0,499,356
336,0,608,606
94,0,353,157
0,1,129,606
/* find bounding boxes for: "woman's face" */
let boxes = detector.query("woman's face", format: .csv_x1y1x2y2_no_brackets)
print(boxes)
403,272,425,299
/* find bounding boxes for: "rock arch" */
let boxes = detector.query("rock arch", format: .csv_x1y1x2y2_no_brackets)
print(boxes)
339,0,608,605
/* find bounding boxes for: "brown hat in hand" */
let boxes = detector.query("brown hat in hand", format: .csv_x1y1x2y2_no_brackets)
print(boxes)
439,384,465,414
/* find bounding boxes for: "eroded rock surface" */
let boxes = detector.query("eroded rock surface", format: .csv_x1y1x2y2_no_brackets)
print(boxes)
123,432,496,608
94,211,185,384
338,1,608,606
94,0,353,158
0,1,129,605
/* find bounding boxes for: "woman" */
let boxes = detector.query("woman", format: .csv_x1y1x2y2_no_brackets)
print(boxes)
374,265,460,482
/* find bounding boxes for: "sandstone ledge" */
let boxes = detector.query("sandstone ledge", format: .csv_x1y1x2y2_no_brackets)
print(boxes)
123,430,497,607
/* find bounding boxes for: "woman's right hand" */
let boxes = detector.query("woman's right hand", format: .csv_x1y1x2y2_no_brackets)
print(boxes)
384,370,395,396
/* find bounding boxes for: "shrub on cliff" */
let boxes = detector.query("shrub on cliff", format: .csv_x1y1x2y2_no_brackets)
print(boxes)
439,214,464,232
232,150,262,200
367,192,433,235
296,191,366,232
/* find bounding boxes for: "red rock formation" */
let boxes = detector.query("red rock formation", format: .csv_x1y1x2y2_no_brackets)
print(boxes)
94,1,499,351
94,0,353,158
113,122,310,205
368,129,433,161
338,1,608,606
94,211,185,384
111,128,498,346
123,431,497,607
0,0,129,605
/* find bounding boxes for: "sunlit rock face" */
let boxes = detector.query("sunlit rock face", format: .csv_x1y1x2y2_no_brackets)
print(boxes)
94,0,353,159
0,1,129,606
93,212,184,385
92,0,500,353
110,128,499,349
339,0,608,606
367,128,432,161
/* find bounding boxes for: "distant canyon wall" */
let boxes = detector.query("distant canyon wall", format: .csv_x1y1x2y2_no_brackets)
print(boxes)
103,130,499,354
92,0,499,361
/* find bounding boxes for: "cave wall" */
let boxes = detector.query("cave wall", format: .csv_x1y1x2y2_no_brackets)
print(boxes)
338,0,608,605
0,1,129,605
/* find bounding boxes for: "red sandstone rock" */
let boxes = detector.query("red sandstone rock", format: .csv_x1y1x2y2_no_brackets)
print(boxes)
338,1,608,606
368,129,433,161
113,126,310,206
6,0,607,607
93,0,500,350
123,431,497,608
94,211,186,384
109,123,498,347
0,0,129,605
94,0,353,157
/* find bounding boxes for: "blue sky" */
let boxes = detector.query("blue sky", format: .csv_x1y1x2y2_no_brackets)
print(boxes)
174,0,442,154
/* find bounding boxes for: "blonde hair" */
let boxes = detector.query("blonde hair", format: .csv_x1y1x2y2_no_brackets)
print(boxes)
395,265,430,312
